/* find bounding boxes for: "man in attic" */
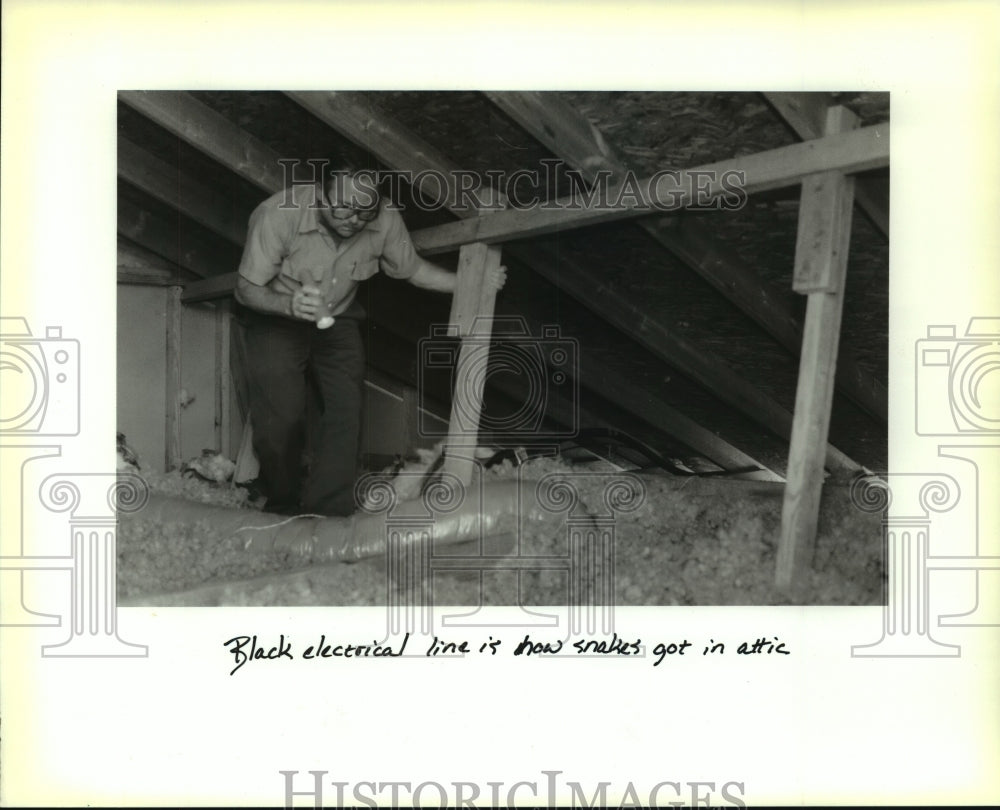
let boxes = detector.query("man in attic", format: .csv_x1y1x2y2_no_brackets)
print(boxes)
234,162,505,517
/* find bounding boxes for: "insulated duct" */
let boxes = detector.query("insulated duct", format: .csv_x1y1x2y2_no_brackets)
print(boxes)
122,478,557,564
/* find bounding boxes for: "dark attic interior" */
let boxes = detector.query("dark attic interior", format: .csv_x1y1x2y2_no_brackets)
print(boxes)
115,90,890,608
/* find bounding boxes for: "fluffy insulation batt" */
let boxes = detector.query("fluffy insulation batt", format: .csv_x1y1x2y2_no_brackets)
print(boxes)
118,457,884,607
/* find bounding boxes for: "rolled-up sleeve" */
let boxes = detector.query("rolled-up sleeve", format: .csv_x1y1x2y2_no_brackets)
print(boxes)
238,200,292,286
376,206,422,280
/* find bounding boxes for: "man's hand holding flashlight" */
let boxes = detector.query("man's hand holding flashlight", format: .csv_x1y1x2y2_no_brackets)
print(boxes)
290,284,323,321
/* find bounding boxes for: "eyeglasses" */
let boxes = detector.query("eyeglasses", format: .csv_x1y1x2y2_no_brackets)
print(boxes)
326,193,381,222
330,205,380,222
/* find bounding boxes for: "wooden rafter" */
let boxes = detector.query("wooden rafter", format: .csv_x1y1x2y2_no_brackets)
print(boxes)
286,91,494,213
118,138,247,300
118,237,192,286
118,136,248,246
285,90,857,474
120,91,778,477
485,91,886,424
117,193,223,279
119,91,288,191
181,272,239,304
763,92,889,237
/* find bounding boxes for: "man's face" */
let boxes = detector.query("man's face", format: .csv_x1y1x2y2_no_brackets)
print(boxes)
318,174,380,239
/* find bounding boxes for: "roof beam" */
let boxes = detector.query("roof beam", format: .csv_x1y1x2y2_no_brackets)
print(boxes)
181,271,239,303
119,91,289,191
406,123,888,254
285,91,856,475
762,92,888,237
486,91,886,424
118,237,193,286
118,192,233,279
565,337,784,479
527,236,856,475
286,91,496,215
118,136,248,245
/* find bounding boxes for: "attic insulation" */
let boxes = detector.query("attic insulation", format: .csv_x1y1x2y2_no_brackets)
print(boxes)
118,455,884,607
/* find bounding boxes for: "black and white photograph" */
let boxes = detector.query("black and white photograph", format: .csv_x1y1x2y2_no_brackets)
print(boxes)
114,89,890,610
1,2,997,807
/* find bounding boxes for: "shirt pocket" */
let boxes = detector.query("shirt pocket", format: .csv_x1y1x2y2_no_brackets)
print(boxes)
350,259,379,281
283,241,327,285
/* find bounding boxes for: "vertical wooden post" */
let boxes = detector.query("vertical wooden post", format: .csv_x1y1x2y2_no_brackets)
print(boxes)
776,106,859,592
164,285,182,472
214,299,233,458
442,242,503,485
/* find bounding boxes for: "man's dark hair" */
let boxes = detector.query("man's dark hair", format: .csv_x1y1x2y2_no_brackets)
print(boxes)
321,157,382,209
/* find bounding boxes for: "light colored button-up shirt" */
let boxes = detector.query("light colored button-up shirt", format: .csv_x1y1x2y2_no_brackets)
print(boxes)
238,184,422,316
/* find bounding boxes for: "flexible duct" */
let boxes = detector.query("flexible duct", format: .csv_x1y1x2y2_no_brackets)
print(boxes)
122,479,554,564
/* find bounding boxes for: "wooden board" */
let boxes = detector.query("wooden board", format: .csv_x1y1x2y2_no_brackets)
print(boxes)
118,193,233,280
182,272,239,303
287,91,498,214
118,235,195,286
409,124,889,254
793,170,857,294
776,106,859,592
763,91,888,237
119,91,288,192
119,136,248,246
442,242,502,484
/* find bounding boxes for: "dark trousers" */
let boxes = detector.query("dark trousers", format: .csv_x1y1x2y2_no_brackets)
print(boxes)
241,307,365,516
